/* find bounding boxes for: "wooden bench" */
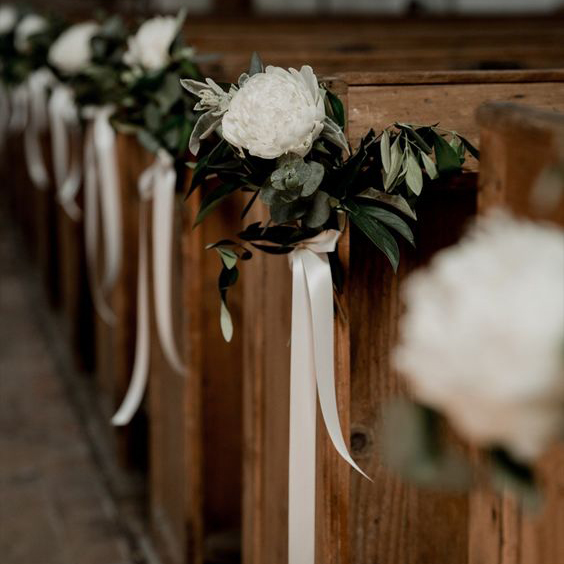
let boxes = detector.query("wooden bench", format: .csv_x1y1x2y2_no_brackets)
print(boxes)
241,69,564,564
475,101,564,564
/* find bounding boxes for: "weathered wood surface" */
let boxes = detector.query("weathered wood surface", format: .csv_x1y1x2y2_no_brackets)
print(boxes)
95,133,148,470
474,102,564,564
242,70,564,564
33,133,60,309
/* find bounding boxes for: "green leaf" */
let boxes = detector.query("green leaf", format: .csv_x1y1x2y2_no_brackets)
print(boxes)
359,205,415,246
384,135,403,191
324,88,345,129
397,123,433,154
380,129,391,174
433,132,462,173
249,52,264,76
220,300,233,342
304,191,331,229
421,152,438,180
217,248,238,269
356,190,417,220
459,135,480,160
350,209,400,272
406,151,424,196
195,183,239,226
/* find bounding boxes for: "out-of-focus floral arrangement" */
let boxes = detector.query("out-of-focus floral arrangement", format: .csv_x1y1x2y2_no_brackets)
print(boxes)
385,211,564,505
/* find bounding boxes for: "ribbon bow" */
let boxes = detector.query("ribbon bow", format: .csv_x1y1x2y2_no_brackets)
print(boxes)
24,68,54,190
48,85,82,219
288,230,369,564
83,105,122,326
112,150,185,426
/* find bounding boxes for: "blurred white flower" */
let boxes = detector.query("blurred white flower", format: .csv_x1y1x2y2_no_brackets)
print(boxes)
123,16,178,71
15,14,47,53
0,5,17,34
221,65,326,159
48,21,99,75
394,212,564,461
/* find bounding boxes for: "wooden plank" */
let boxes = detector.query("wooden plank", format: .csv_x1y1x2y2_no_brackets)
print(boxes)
474,102,564,564
327,70,564,564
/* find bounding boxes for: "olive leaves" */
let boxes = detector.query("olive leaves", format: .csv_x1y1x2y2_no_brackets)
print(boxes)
380,123,477,196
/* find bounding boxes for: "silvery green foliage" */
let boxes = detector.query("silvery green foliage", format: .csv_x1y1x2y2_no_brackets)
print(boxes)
180,77,236,155
260,154,330,227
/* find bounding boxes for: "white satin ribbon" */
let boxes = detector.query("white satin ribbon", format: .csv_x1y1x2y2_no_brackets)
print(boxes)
24,68,54,190
288,230,369,564
112,150,185,426
83,106,122,326
48,85,82,220
8,84,29,132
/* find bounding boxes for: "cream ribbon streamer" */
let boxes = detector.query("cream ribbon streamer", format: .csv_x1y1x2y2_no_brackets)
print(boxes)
23,69,54,190
112,151,185,426
83,106,122,326
48,85,82,220
8,84,29,132
288,230,369,564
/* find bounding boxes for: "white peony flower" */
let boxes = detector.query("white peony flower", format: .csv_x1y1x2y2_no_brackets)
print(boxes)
0,5,17,34
221,65,326,159
394,212,564,462
48,21,99,75
15,14,48,53
123,16,178,71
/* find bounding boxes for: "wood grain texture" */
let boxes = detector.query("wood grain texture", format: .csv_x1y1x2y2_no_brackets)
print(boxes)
475,102,564,564
333,70,564,564
241,202,351,563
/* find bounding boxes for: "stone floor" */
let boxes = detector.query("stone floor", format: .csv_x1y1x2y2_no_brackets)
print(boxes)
0,216,149,564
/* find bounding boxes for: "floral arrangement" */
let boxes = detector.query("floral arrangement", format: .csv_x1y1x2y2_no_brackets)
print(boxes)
182,54,478,336
48,15,129,110
387,212,564,504
0,6,62,87
113,11,203,164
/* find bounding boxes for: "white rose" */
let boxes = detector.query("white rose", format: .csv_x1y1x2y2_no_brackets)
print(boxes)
221,65,326,159
15,14,47,53
0,5,17,34
394,212,564,462
48,21,100,75
123,16,178,71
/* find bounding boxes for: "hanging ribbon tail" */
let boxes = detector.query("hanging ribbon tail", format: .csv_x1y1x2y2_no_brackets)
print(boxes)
288,230,370,564
112,202,150,426
84,126,116,326
9,85,29,132
152,159,185,376
93,109,122,294
49,86,82,220
289,251,318,564
24,70,53,190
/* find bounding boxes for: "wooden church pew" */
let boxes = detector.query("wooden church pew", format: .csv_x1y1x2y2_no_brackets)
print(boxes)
474,101,564,564
240,69,564,564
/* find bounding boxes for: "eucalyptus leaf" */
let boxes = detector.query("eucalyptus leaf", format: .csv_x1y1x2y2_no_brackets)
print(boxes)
304,191,331,228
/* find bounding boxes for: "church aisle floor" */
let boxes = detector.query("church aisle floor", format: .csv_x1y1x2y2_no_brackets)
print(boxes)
0,213,146,564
